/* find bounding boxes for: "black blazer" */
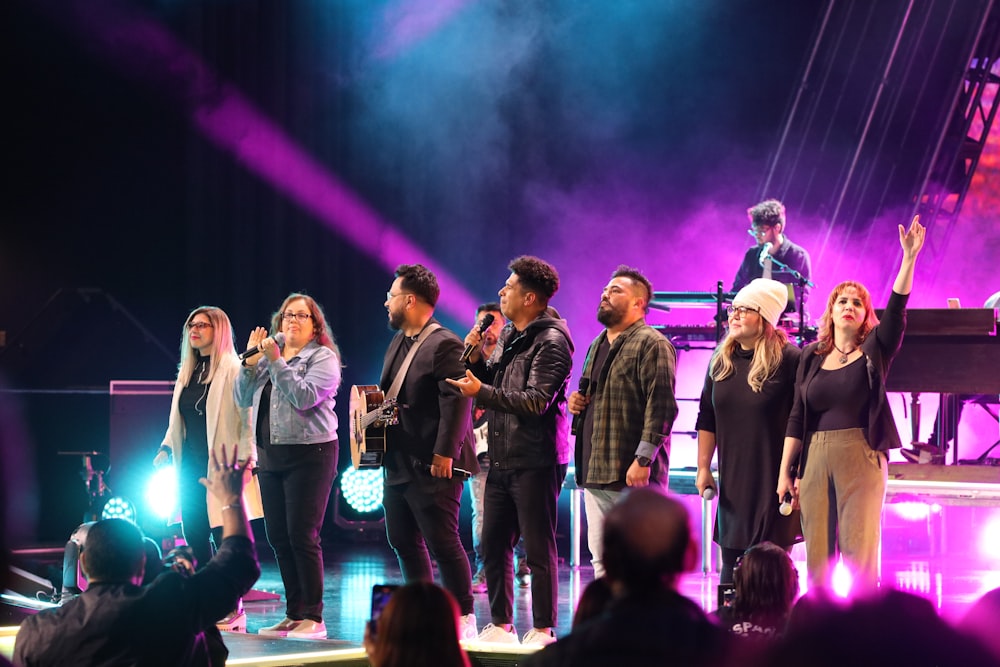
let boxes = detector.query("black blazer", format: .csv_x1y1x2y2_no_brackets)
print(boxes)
379,318,477,484
786,290,908,476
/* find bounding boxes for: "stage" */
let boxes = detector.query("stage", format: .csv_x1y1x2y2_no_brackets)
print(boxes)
4,463,999,665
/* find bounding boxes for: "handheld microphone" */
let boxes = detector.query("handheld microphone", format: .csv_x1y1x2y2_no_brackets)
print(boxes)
460,313,495,363
702,487,716,501
570,378,591,436
239,332,285,360
779,492,793,516
758,242,773,267
423,463,474,480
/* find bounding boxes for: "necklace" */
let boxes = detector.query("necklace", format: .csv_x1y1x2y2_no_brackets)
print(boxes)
194,358,210,415
832,341,854,364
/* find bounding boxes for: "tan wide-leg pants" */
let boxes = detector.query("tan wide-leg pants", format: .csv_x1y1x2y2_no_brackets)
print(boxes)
798,428,888,592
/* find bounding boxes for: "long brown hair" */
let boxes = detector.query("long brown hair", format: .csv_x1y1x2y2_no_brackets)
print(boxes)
368,582,470,667
709,320,788,392
815,281,879,356
732,541,799,623
177,306,237,386
269,293,342,359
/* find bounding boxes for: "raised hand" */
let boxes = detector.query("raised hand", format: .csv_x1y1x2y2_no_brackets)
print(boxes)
200,443,248,506
899,214,926,260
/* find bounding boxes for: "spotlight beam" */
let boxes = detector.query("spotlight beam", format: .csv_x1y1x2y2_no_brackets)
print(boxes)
36,0,479,322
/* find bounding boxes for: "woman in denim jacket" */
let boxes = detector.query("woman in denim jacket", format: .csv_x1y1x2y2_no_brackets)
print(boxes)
235,293,342,640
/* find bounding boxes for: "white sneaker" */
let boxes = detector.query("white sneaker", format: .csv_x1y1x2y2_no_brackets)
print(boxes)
478,623,519,644
258,617,301,637
459,613,478,640
522,628,557,646
286,619,327,639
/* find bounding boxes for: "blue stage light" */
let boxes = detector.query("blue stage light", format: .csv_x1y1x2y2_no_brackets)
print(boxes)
100,496,137,523
340,467,383,514
145,465,178,520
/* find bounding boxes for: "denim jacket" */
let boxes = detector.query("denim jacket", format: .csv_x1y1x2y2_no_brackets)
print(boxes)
234,340,341,445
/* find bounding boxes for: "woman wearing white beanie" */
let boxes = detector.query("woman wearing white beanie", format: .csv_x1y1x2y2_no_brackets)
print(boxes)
695,278,803,585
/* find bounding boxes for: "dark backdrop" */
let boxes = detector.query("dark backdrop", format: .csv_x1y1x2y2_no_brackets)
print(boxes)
8,1,994,545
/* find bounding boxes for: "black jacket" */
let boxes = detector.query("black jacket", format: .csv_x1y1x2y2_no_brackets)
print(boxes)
786,290,908,476
14,536,259,667
468,310,573,469
522,590,732,667
380,319,477,484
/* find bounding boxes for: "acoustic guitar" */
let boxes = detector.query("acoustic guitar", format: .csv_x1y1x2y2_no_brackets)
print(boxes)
349,384,399,469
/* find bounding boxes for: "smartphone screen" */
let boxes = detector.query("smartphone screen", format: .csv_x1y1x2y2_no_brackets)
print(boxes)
370,584,399,632
717,583,736,609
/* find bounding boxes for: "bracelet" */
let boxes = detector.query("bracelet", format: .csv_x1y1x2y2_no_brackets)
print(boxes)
221,503,243,512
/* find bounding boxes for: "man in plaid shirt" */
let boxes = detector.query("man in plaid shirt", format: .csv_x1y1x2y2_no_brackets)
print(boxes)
568,265,678,578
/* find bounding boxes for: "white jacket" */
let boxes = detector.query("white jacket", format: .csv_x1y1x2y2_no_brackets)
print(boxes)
161,353,263,527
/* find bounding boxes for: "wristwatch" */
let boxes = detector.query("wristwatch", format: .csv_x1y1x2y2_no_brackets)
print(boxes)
635,455,651,467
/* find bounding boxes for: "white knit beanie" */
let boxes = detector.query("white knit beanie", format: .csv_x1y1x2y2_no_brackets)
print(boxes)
733,278,788,326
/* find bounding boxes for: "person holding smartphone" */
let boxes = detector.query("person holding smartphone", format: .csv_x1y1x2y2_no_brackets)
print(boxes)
363,582,470,667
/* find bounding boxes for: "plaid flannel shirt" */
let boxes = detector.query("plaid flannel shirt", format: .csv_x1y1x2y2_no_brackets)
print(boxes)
580,320,677,485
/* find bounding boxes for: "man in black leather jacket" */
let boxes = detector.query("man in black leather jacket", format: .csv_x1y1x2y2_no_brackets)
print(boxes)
449,255,573,647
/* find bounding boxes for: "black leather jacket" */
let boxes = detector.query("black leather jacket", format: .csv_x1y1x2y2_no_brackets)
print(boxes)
468,311,574,469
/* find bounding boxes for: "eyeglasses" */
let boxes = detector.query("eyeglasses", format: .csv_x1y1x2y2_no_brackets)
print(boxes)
186,322,213,331
281,312,313,322
748,225,772,236
727,305,760,318
386,291,413,301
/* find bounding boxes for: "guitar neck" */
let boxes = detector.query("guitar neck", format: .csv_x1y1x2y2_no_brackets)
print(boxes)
360,409,381,430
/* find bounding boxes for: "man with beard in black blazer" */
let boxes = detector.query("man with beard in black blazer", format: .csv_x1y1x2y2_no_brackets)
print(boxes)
379,263,480,640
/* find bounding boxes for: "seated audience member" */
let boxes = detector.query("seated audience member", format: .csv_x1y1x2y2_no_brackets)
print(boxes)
958,586,1000,662
572,577,613,628
522,487,732,667
714,541,798,641
758,589,996,667
14,445,260,667
363,581,470,667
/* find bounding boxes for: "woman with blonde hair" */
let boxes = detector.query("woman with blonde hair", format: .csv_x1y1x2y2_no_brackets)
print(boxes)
156,306,263,628
696,279,802,585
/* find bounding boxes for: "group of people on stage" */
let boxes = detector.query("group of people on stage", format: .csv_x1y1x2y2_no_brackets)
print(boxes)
699,205,927,595
16,197,930,663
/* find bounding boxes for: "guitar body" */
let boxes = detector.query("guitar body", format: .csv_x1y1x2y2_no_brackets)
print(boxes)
349,385,398,470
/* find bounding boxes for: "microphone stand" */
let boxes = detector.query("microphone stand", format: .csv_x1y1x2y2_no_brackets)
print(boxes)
765,254,814,347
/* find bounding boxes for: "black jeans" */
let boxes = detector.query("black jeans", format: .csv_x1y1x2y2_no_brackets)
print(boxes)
179,456,214,569
256,440,338,623
382,473,474,616
483,463,567,629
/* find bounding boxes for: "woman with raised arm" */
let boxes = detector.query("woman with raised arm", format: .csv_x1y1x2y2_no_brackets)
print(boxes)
777,217,925,591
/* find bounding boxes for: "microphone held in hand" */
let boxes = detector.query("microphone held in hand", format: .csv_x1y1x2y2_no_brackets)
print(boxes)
239,332,285,360
702,487,716,501
460,313,496,363
423,463,473,480
758,242,773,267
570,377,591,436
779,492,793,516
